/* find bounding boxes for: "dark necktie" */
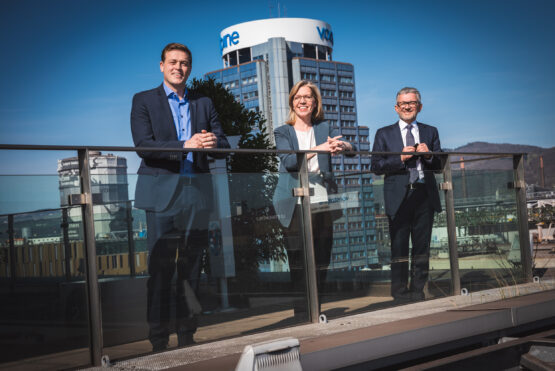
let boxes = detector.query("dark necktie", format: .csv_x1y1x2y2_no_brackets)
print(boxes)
405,125,419,184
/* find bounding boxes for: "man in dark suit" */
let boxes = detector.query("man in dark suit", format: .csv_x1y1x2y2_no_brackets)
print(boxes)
131,43,229,351
371,87,441,301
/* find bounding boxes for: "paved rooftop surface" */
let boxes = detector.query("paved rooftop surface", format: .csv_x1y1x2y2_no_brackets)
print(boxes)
74,277,555,371
2,257,553,370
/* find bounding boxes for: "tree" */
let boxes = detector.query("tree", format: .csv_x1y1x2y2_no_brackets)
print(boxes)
188,78,286,305
188,77,277,173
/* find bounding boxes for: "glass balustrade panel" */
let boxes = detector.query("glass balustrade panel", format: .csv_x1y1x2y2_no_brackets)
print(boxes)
0,150,89,369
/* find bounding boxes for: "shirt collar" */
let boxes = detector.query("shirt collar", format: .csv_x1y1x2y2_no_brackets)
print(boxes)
163,82,188,101
399,119,418,131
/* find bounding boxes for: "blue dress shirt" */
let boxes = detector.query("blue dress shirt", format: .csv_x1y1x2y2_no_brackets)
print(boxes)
163,83,193,174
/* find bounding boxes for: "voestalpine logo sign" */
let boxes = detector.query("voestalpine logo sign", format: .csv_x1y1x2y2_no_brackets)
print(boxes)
317,26,333,45
220,31,239,53
219,18,333,56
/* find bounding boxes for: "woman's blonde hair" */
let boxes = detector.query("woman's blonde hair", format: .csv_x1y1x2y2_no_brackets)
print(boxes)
285,80,324,125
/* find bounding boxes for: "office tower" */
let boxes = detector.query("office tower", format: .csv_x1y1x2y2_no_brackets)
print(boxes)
205,18,377,270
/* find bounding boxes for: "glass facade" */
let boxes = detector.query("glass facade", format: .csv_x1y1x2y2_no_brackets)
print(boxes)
206,60,264,115
205,34,376,271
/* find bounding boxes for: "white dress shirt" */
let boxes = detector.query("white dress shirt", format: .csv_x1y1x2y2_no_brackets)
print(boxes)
399,120,424,180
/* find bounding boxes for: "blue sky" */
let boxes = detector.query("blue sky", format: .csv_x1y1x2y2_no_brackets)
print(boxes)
0,0,554,178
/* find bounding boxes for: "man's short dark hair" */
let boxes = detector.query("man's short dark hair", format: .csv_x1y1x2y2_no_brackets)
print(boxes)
161,43,192,64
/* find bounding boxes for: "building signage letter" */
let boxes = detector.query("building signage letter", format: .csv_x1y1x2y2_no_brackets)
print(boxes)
220,31,240,53
316,26,333,45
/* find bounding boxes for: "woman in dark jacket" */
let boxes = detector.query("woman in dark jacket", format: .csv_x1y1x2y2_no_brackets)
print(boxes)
273,80,355,319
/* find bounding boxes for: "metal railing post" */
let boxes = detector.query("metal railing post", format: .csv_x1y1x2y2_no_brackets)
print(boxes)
296,152,320,323
126,200,136,277
441,155,461,295
513,154,533,281
78,149,103,366
61,208,72,281
8,214,16,287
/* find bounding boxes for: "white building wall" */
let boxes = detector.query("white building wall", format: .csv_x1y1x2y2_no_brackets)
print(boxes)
268,38,290,130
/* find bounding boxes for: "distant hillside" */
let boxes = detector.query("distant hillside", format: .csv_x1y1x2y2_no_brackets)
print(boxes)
446,142,554,187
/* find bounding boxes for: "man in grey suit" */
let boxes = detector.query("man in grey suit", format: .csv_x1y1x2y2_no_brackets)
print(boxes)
371,87,441,301
131,43,229,350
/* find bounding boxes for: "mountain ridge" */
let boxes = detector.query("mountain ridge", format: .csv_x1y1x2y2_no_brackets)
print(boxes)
443,142,554,187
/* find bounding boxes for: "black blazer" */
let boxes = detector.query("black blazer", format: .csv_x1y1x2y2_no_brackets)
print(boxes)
371,121,442,218
131,84,229,211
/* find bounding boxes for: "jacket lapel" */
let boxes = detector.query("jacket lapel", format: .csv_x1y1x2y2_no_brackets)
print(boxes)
392,121,405,151
314,122,330,172
287,124,300,150
417,122,429,145
189,95,197,134
314,121,328,145
157,84,178,139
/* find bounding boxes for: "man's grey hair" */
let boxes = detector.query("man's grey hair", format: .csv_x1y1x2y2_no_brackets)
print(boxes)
396,87,421,103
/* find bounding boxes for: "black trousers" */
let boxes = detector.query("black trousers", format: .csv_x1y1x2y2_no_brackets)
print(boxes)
388,185,435,298
145,182,209,348
285,205,333,317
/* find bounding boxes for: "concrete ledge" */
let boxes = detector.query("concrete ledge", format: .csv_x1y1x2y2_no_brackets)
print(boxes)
302,290,555,370
82,279,554,371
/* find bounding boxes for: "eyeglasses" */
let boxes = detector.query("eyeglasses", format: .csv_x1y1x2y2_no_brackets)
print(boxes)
397,101,420,108
293,95,314,102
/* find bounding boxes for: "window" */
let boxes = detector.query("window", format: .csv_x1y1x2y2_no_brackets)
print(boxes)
340,106,355,113
303,44,316,59
334,223,345,232
339,91,354,98
224,81,238,90
321,89,336,97
228,52,238,66
324,104,337,112
301,72,317,80
339,76,353,84
242,90,258,101
242,76,258,85
238,48,251,64
321,74,336,82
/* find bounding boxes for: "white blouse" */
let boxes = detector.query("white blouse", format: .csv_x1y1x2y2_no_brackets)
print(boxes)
294,127,328,204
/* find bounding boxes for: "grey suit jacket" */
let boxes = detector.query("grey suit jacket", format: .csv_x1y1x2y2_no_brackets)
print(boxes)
272,121,355,227
131,84,230,212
